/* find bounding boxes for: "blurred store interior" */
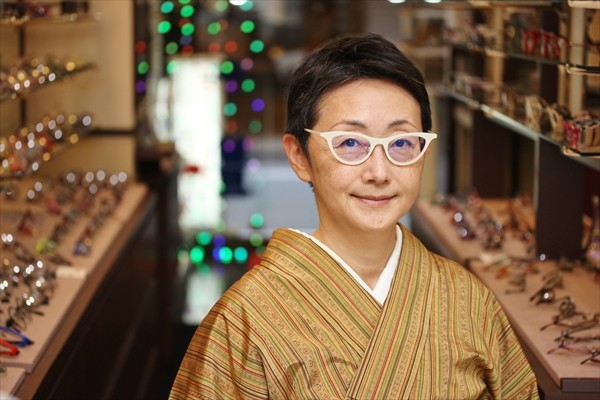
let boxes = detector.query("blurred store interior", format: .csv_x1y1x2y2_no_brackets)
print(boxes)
0,0,599,398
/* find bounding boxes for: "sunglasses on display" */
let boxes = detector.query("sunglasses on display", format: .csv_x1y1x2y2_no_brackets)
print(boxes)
305,128,437,166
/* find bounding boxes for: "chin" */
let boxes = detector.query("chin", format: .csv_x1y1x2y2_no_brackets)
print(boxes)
356,218,399,233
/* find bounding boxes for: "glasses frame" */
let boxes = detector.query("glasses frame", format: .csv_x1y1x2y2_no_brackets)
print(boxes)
305,128,437,166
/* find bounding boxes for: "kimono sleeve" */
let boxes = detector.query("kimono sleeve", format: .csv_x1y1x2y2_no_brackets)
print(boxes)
490,296,540,400
169,301,269,400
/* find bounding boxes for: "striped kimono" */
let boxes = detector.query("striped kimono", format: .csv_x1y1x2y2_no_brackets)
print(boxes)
170,225,539,400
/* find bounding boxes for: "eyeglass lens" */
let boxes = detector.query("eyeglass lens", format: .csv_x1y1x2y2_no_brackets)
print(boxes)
330,133,425,164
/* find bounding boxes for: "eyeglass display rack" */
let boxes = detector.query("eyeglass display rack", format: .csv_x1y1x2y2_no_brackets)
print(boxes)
0,179,159,399
401,1,600,398
0,13,99,180
0,5,163,399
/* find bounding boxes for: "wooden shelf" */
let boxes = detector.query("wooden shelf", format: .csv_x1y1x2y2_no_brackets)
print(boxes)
411,198,600,396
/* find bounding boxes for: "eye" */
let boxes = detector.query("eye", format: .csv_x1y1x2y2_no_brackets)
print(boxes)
391,138,413,148
340,138,359,148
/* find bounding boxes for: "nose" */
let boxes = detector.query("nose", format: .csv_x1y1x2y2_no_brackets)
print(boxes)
362,144,391,183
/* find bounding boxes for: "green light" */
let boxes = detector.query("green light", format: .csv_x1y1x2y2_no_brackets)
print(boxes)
165,42,179,54
241,78,255,93
216,219,227,232
137,61,150,75
181,23,195,36
196,263,211,275
189,246,205,264
224,102,237,117
240,20,255,34
220,180,226,193
207,22,220,35
180,4,194,17
178,0,191,4
215,0,228,12
219,247,233,264
255,245,266,256
249,40,265,54
249,213,264,229
248,119,262,134
249,232,263,247
157,20,171,34
160,1,174,13
240,0,253,11
166,60,179,74
220,61,234,74
234,247,248,263
196,231,213,246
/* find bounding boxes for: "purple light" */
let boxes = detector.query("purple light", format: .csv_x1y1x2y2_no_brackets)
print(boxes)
246,158,261,172
212,247,221,262
225,80,238,93
240,57,254,71
135,80,146,93
214,234,226,247
223,138,236,153
251,98,265,112
243,138,254,152
180,35,193,46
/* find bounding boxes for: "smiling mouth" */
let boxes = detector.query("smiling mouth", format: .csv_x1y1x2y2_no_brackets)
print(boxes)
353,194,394,206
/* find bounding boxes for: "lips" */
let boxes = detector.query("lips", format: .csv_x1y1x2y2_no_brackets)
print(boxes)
353,194,394,206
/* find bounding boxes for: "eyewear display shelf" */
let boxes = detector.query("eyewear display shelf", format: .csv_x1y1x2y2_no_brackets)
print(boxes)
426,0,600,264
411,199,600,399
0,181,160,400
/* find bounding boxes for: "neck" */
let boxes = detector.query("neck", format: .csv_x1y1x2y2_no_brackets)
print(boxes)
313,225,398,289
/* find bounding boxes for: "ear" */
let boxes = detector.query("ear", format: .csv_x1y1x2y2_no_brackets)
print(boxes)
282,133,312,183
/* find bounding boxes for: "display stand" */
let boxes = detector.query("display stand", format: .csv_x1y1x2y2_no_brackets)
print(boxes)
411,199,600,398
0,182,158,399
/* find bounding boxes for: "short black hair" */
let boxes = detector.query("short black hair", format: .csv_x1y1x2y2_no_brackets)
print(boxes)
285,32,432,157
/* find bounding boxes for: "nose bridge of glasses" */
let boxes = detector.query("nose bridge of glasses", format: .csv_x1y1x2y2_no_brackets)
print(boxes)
367,139,395,164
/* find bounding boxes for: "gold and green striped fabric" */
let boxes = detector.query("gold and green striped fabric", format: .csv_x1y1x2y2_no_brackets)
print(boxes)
170,225,539,400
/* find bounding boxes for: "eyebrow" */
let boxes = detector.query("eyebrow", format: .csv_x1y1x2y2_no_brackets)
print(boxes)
329,119,418,131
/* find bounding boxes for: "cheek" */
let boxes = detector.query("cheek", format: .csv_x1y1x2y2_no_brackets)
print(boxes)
395,164,424,191
312,161,351,191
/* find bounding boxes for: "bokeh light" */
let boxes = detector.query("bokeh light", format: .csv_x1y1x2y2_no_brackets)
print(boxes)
225,80,238,93
224,102,238,117
219,247,233,264
240,20,255,33
241,78,255,93
251,98,265,112
189,246,205,264
160,1,174,13
248,119,262,134
240,58,254,70
249,213,264,229
249,232,264,247
234,247,249,263
157,20,172,34
137,61,150,75
220,60,235,74
207,21,221,35
180,5,194,17
196,231,213,246
249,39,265,53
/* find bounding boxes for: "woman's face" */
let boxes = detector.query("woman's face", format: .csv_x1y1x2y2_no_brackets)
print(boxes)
285,78,428,237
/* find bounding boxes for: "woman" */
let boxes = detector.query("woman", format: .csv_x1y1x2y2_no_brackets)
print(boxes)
170,32,539,400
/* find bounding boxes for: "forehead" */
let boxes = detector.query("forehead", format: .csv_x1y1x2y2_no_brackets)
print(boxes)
316,79,422,131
